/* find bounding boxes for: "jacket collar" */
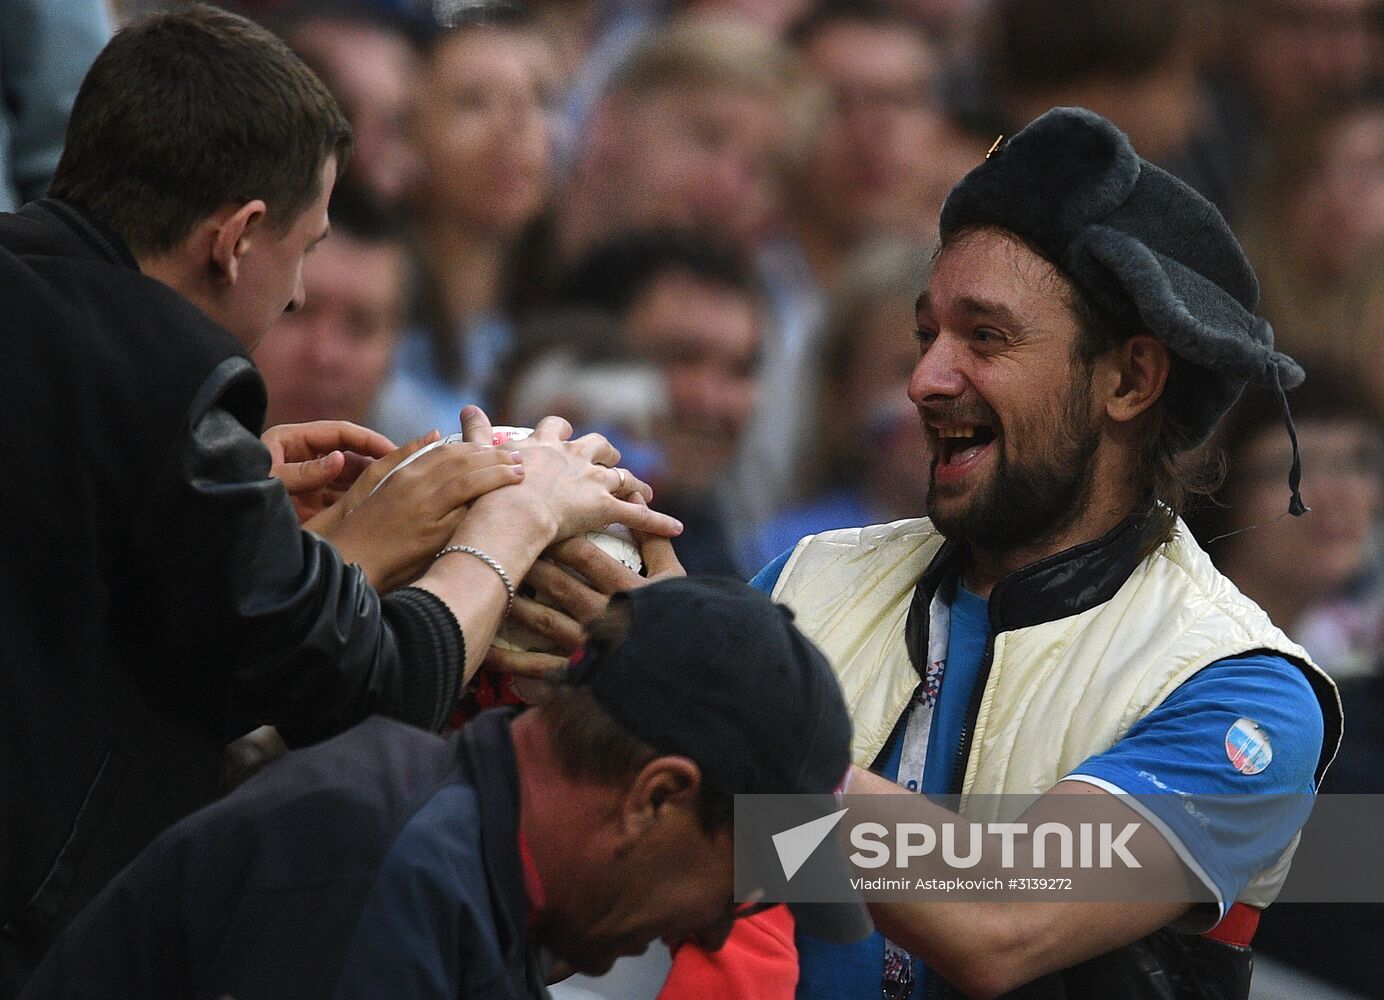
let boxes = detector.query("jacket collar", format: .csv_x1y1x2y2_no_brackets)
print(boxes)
458,708,550,996
907,508,1155,644
20,199,139,271
987,509,1155,630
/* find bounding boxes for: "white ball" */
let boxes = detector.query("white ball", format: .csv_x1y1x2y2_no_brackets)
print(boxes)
375,426,645,654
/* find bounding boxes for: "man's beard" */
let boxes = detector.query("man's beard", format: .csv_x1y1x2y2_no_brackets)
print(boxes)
927,375,1101,551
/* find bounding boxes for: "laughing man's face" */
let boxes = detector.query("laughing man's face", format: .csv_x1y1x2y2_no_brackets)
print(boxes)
909,228,1103,550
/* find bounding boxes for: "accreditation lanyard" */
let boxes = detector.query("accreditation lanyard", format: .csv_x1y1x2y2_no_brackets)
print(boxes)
882,593,950,999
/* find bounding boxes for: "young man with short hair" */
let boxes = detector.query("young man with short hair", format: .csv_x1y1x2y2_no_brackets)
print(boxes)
0,8,675,991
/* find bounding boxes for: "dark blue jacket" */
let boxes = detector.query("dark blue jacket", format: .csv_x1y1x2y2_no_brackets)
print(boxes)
21,710,548,1000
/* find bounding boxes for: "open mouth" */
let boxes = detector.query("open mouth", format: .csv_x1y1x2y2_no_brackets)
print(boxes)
934,425,997,468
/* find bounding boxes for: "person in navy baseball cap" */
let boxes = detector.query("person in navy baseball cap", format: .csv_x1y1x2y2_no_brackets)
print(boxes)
20,576,868,1000
565,575,870,945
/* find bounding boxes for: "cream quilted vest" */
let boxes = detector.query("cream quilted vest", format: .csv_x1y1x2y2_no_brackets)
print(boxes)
771,516,1340,907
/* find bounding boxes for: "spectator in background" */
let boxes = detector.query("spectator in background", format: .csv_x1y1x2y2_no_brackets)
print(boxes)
783,0,945,277
535,15,803,295
1224,0,1379,129
684,0,814,35
254,186,409,429
1236,96,1384,409
1192,361,1384,999
1205,0,1381,202
0,0,111,212
901,0,982,38
273,0,422,211
748,238,932,567
512,20,809,546
733,2,987,550
969,0,1243,218
747,0,958,524
1190,362,1384,682
371,4,557,442
497,308,666,451
553,229,764,576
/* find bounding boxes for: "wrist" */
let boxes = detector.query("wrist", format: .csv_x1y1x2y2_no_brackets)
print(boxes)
325,533,391,592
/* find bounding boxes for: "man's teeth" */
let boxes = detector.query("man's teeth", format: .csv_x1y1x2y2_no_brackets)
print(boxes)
936,426,977,439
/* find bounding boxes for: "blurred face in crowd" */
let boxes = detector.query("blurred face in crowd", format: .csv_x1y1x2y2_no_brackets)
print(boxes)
686,0,814,34
594,84,789,249
1225,418,1383,603
289,18,419,207
1234,0,1377,121
255,228,407,427
415,25,556,235
626,269,761,496
911,229,1109,550
840,297,933,516
797,19,943,243
1285,105,1384,281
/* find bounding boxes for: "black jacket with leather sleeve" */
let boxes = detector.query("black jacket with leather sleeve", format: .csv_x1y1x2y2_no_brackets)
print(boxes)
0,200,464,993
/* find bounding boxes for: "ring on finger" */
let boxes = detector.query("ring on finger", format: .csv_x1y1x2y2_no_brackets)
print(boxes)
615,467,629,494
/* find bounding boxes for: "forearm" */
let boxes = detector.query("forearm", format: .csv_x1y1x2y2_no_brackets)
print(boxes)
156,383,451,740
847,769,1193,998
846,768,1039,993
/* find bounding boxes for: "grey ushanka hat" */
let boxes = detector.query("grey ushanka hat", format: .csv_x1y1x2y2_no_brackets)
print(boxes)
939,106,1308,515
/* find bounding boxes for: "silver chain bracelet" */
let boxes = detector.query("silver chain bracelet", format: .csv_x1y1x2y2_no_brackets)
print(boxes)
434,544,515,616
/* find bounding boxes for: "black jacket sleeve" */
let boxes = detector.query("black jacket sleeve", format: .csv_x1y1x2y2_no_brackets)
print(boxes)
133,357,463,744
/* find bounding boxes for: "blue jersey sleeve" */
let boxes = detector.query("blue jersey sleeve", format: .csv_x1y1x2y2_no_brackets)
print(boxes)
1065,654,1324,920
749,548,794,594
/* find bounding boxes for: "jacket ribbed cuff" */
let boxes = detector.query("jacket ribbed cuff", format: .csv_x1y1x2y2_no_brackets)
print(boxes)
381,587,465,732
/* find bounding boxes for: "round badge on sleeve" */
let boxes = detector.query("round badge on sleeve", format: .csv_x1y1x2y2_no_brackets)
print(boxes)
1225,718,1273,775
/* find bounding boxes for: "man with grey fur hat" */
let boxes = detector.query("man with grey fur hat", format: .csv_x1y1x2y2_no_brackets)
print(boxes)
651,107,1342,999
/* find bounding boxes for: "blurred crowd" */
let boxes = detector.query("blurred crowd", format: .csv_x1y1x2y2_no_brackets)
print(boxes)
11,0,1384,994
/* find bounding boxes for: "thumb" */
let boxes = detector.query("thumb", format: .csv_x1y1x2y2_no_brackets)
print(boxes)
460,405,495,446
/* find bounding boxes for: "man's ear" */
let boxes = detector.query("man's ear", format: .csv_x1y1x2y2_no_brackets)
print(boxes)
617,756,702,846
1105,334,1170,424
209,199,268,286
